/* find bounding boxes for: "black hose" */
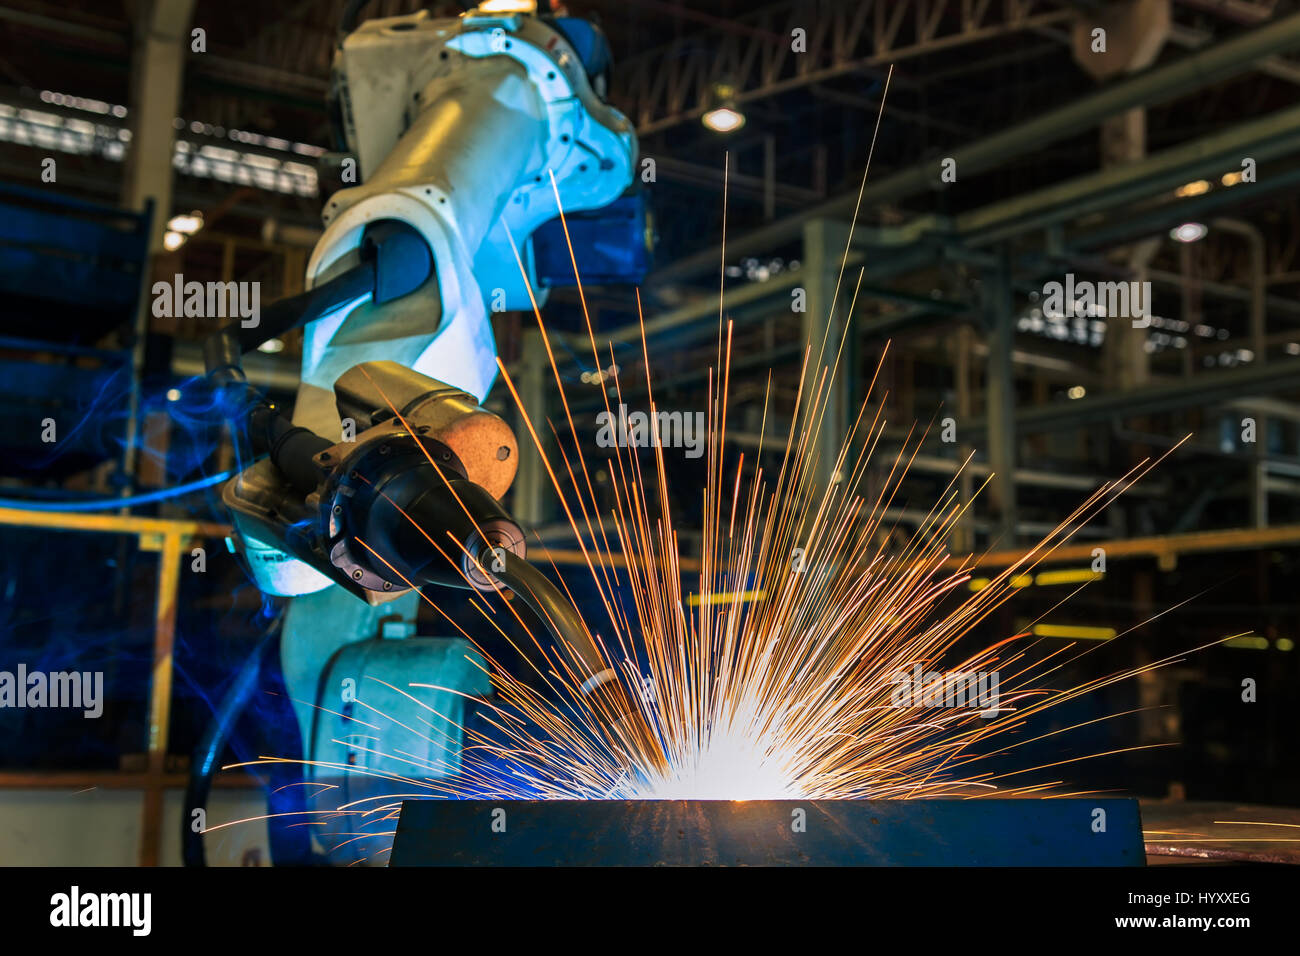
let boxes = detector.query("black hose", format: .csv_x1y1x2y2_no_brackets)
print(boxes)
259,412,333,493
183,617,281,867
493,550,592,661
201,262,374,479
203,260,375,382
491,550,635,721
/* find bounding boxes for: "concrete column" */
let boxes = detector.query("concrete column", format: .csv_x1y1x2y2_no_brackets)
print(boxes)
1075,0,1171,391
121,0,195,252
983,248,1017,546
119,0,193,493
801,218,853,491
1100,107,1156,391
1215,218,1269,527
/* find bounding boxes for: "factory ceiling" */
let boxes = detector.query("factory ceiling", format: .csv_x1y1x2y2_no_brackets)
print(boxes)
0,0,1297,296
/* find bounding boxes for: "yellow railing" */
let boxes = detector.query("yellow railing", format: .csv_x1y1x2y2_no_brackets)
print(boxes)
0,507,230,865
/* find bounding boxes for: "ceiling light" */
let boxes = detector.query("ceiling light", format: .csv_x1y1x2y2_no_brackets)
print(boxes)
702,105,745,133
167,212,203,235
702,81,745,133
1170,222,1207,243
475,0,536,13
162,230,186,251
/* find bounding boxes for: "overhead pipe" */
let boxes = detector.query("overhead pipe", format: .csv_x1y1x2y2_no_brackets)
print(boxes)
958,357,1300,439
649,10,1300,284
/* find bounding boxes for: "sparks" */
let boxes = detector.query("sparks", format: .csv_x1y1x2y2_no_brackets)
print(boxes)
221,78,1225,856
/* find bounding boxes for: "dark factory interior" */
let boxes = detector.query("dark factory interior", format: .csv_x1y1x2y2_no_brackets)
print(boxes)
0,0,1297,891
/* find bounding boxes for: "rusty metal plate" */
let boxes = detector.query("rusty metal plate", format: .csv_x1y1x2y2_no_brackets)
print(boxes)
1142,800,1300,865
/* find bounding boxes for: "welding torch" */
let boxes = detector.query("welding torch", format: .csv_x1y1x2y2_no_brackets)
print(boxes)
200,261,637,732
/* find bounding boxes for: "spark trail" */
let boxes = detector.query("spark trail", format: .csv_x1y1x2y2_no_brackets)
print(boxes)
223,183,1211,849
217,69,1238,860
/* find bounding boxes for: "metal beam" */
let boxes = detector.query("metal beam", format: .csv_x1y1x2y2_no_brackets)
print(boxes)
958,103,1300,245
958,357,1300,438
726,437,1166,495
1064,163,1300,253
649,10,1300,284
653,156,822,207
945,521,1300,570
561,270,808,353
1168,21,1300,85
1035,15,1300,86
614,0,1076,136
0,2,328,103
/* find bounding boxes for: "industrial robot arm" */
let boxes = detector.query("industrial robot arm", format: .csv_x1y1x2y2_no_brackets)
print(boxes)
217,2,635,597
193,3,640,864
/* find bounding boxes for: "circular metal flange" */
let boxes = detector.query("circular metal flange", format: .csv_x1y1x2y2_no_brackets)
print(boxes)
462,520,527,591
321,430,468,592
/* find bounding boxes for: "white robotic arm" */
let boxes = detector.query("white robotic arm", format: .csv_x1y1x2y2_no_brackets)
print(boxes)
207,5,638,864
232,4,636,599
296,7,636,437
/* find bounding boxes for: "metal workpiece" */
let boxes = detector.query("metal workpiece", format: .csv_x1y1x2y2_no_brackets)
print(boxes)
390,799,1147,866
1142,801,1300,865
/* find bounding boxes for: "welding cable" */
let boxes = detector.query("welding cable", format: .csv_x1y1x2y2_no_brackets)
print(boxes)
205,220,436,384
236,260,375,353
489,549,632,721
183,614,283,867
0,470,235,512
202,260,376,383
